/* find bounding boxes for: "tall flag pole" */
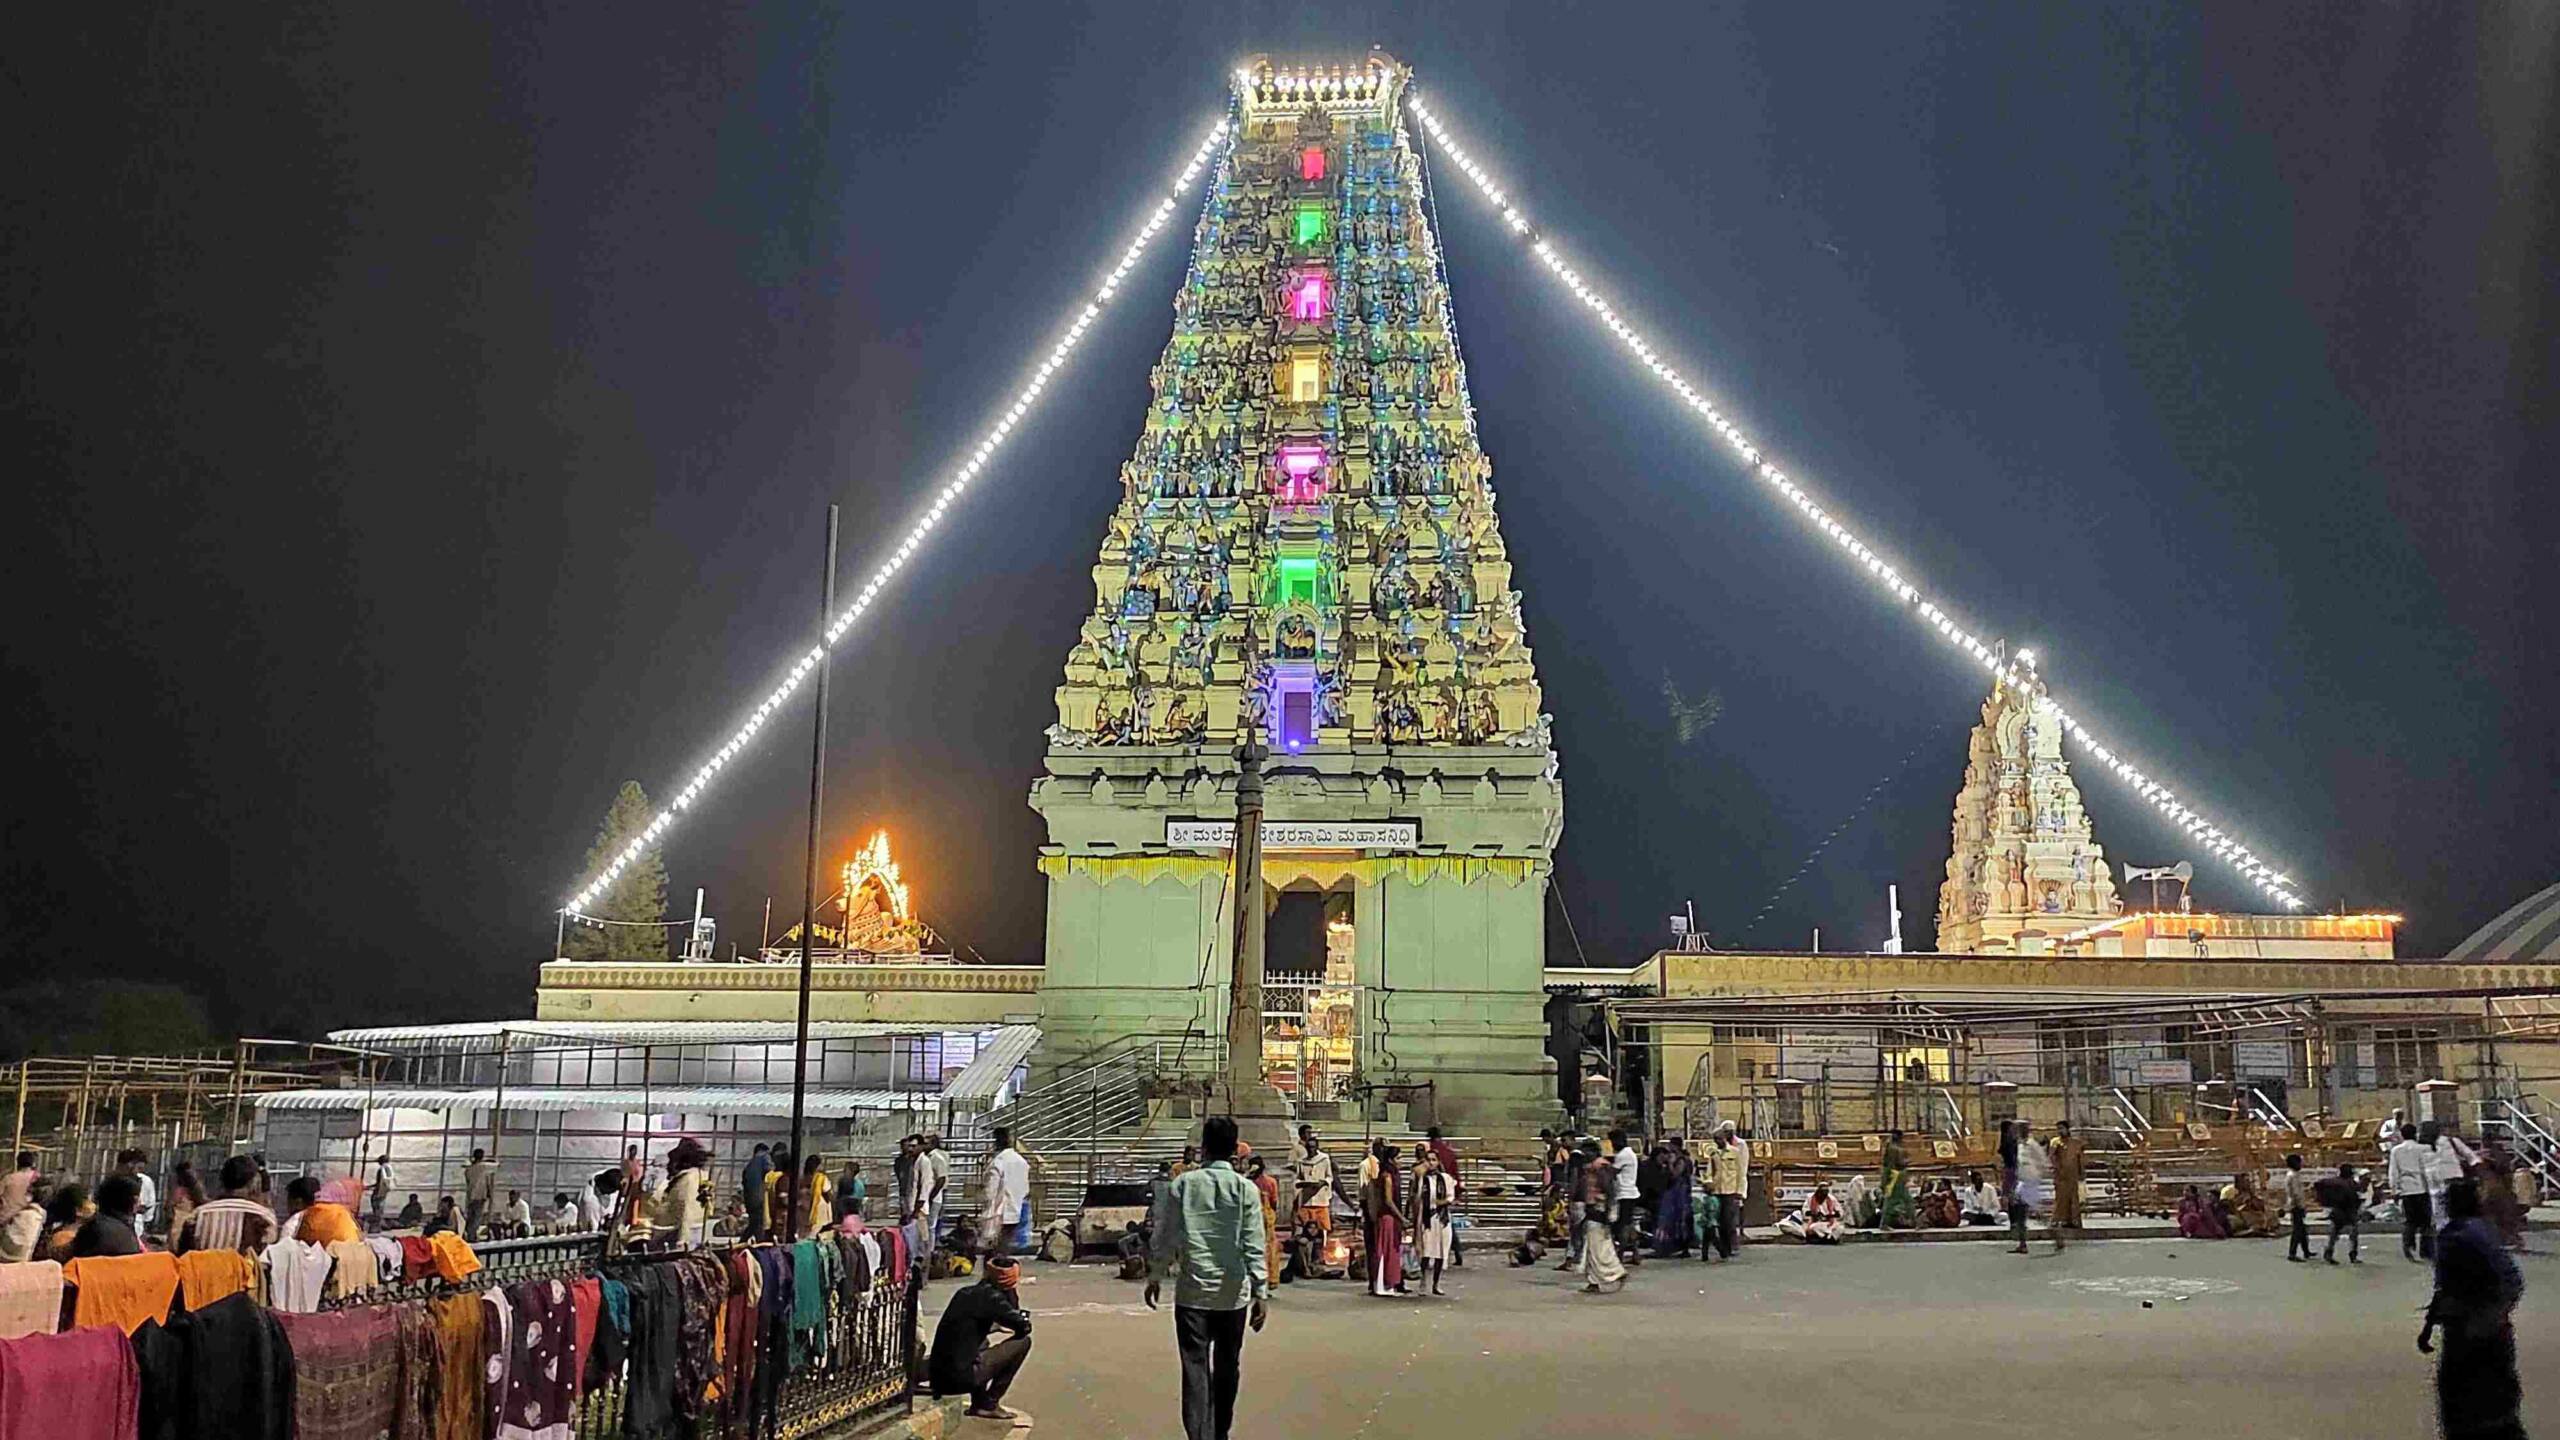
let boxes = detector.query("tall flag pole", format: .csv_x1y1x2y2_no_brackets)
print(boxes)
787,504,840,1241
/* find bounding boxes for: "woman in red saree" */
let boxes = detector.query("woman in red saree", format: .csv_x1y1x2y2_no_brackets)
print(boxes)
2177,1184,2229,1239
1366,1146,1408,1296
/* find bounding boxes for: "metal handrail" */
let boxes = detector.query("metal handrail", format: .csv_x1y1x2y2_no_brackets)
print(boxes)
2107,1088,2152,1134
2246,1086,2300,1132
2491,1098,2558,1191
983,1032,1227,1141
1931,1086,1970,1138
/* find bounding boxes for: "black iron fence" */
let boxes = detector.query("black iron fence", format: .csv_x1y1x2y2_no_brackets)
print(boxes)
325,1231,921,1439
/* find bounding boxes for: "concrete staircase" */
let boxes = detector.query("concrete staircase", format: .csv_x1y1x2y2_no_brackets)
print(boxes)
1016,1120,1544,1232
971,1036,1550,1233
2479,1094,2558,1196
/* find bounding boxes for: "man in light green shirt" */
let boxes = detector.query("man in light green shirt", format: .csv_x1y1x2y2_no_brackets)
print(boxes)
1146,1117,1268,1440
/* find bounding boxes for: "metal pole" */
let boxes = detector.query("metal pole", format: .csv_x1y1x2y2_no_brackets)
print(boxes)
555,909,568,961
75,1061,94,1178
491,1027,508,1218
10,1064,26,1160
227,1049,246,1158
1224,739,1269,1105
787,504,841,1242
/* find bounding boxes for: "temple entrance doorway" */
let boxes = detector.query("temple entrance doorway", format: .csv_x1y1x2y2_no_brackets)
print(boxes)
1261,885,1357,1107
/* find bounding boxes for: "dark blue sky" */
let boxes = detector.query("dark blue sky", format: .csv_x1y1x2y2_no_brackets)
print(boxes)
8,4,2553,1032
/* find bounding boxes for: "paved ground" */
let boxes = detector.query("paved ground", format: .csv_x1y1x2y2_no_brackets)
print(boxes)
928,1234,2557,1439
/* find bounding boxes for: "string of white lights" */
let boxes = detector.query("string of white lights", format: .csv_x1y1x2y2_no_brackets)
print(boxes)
564,115,1234,913
1405,94,2305,911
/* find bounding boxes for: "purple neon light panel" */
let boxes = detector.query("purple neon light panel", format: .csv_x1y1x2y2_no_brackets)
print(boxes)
1272,667,1317,751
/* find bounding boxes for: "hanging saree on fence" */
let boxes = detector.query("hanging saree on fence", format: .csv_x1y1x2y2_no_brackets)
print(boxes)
788,1242,826,1371
0,1323,138,1440
428,1292,486,1440
131,1293,295,1440
275,1306,402,1440
753,1246,793,1414
489,1278,576,1440
566,1278,601,1399
719,1251,760,1429
618,1265,686,1440
670,1254,727,1425
582,1280,628,1398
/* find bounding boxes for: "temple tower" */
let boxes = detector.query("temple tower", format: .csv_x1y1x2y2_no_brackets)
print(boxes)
1028,56,1562,1126
1936,676,2121,953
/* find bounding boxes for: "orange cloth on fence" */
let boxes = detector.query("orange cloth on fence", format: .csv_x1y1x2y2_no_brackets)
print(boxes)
706,1297,727,1406
293,1203,363,1248
174,1249,256,1311
61,1251,180,1335
428,1293,485,1440
425,1232,480,1283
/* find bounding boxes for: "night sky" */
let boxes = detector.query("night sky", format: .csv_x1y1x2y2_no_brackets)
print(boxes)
8,4,2554,1037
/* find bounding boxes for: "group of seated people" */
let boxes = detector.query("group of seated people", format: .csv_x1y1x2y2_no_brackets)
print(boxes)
1776,1183,1846,1243
1776,1166,2025,1242
2176,1171,2287,1239
1913,1172,2007,1228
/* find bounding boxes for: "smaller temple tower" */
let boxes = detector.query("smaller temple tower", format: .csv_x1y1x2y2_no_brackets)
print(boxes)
1936,676,2120,953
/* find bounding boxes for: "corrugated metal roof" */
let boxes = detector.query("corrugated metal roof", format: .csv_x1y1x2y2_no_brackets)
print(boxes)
253,1087,936,1117
938,1025,1042,1106
324,1020,959,1050
2448,881,2560,963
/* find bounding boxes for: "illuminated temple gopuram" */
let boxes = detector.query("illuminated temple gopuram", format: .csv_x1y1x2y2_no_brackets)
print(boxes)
1935,674,2122,954
1027,55,1563,1125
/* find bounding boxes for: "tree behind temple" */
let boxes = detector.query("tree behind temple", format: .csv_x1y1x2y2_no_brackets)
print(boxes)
564,780,669,961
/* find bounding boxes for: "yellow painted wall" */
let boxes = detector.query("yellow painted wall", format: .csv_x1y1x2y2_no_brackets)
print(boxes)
1654,951,2560,996
534,960,1039,1026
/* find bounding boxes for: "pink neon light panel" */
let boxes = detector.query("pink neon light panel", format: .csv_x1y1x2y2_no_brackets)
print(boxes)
1274,444,1327,502
1290,273,1329,321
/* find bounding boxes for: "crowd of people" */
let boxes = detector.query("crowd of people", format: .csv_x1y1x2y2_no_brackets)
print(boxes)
2,1102,2540,1440
1445,1121,1754,1292
0,1128,977,1280
1484,1117,2085,1283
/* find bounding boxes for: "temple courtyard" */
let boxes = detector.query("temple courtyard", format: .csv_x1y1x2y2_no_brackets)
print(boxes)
929,1235,2556,1438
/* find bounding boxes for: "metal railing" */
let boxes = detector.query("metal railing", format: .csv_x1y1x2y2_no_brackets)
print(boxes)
981,1045,1148,1147
2483,1097,2558,1193
1929,1087,1970,1139
2105,1087,2153,1136
972,1034,1224,1220
325,1231,919,1438
2245,1086,2299,1132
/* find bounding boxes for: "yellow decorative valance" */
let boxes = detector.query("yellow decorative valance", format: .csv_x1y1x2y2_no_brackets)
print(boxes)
1037,853,1542,889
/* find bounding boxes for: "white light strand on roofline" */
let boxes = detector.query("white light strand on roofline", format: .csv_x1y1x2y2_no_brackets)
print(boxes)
563,115,1234,913
1405,95,2304,911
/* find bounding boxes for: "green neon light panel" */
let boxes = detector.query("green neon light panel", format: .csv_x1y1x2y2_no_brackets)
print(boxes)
1278,555,1320,607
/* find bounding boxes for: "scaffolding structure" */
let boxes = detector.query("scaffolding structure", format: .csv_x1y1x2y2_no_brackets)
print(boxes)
1595,982,2560,1201
1,1042,358,1181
